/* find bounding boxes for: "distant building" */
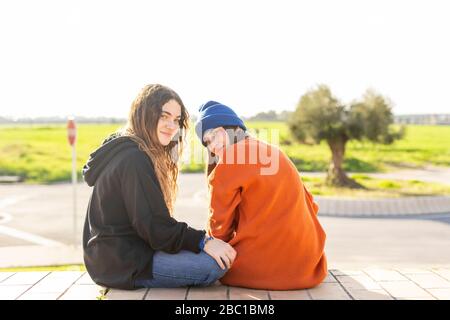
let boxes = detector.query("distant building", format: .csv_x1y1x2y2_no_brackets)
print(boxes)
394,114,450,125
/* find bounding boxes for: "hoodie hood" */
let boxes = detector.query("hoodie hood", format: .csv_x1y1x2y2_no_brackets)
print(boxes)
83,134,137,187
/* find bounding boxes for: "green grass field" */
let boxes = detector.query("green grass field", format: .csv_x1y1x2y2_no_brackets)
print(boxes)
1,122,449,185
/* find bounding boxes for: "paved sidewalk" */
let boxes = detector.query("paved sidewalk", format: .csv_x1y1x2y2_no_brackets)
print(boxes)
1,267,450,300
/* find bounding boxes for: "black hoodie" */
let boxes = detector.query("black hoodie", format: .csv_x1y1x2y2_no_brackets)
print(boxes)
82,135,205,289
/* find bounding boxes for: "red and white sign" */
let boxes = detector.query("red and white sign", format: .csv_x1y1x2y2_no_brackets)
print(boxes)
67,118,77,146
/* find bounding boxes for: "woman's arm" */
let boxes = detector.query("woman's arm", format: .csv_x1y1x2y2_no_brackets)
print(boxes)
121,151,205,254
207,166,242,242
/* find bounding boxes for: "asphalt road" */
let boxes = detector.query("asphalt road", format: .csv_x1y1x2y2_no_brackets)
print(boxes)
1,173,450,267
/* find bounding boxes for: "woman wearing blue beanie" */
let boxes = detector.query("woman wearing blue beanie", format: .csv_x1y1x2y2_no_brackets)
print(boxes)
195,101,328,290
82,86,236,290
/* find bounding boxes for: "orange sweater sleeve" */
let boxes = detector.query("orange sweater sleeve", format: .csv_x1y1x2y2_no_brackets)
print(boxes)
207,166,242,242
303,184,319,215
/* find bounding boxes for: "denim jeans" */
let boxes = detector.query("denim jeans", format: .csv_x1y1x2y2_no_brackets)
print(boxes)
134,250,227,288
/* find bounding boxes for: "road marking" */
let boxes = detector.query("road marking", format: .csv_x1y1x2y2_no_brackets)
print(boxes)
0,212,12,224
0,195,32,209
0,225,65,247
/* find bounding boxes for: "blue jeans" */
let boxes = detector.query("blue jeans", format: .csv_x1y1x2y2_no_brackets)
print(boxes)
134,250,227,288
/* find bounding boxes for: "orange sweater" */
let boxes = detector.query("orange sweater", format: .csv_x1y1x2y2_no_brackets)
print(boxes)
207,137,327,290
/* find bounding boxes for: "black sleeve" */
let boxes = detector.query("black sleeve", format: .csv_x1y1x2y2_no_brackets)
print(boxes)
120,151,205,254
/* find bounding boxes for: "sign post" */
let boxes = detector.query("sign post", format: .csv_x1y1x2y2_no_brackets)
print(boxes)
67,117,77,246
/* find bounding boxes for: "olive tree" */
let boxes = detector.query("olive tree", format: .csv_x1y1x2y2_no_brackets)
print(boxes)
289,85,403,188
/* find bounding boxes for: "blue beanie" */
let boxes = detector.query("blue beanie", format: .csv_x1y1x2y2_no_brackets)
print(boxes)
195,101,247,146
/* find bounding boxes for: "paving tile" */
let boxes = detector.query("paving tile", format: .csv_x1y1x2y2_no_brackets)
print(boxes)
18,292,62,300
379,281,434,299
0,272,15,283
269,290,310,300
0,272,50,285
59,284,104,300
330,269,365,276
396,296,436,300
187,284,228,300
20,284,68,298
106,288,148,300
46,271,83,279
74,272,96,285
427,288,450,300
0,285,30,300
229,287,269,300
20,272,82,297
403,273,450,289
308,283,352,300
3,269,448,300
322,273,337,283
146,288,188,300
346,289,393,300
336,275,382,290
364,269,407,282
396,268,434,275
432,268,450,281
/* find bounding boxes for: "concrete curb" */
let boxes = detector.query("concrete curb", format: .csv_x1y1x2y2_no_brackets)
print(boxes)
316,196,450,217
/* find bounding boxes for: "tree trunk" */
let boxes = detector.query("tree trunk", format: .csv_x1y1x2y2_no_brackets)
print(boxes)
326,138,363,188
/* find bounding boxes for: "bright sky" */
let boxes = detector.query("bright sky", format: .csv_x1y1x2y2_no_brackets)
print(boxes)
0,0,449,119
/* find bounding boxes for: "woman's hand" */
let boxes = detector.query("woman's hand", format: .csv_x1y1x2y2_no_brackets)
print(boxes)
203,237,237,270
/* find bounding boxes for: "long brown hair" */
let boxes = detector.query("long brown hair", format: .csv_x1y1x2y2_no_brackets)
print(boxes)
121,84,189,215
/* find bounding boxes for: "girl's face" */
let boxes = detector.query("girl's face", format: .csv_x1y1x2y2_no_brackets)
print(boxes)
203,127,230,158
157,99,182,146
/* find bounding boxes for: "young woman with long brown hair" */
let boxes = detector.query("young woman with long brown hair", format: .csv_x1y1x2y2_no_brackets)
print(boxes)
82,85,236,289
